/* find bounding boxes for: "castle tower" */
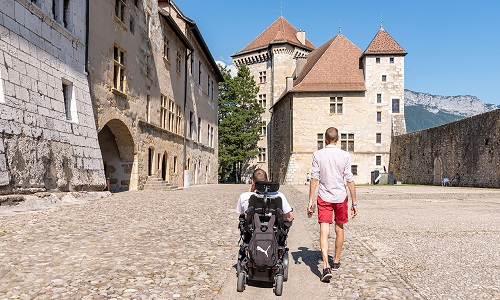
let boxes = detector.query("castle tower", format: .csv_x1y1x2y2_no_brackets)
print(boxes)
362,28,407,136
232,17,315,179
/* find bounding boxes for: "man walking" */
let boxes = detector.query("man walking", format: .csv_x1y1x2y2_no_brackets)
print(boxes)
307,127,357,282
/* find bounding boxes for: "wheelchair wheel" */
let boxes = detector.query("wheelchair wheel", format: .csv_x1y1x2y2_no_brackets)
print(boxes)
282,251,289,282
237,271,246,292
274,274,283,296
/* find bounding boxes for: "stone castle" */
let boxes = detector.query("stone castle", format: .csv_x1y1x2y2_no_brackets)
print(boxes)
0,0,221,194
233,17,407,184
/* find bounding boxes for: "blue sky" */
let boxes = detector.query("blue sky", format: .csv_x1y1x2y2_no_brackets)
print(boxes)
175,0,500,105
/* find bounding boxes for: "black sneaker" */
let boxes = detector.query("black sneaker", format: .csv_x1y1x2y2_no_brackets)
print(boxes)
321,268,333,282
332,262,341,271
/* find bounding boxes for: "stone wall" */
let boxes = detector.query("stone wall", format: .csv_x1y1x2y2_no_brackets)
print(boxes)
389,109,500,188
0,0,105,194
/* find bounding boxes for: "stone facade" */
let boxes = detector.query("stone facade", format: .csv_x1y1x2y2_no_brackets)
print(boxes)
390,109,500,188
232,18,313,179
0,0,105,194
88,0,221,191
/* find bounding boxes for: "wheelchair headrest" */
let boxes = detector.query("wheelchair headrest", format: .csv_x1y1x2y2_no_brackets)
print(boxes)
254,181,280,193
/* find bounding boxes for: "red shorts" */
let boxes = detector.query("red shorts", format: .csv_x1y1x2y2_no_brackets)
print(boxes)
317,196,348,224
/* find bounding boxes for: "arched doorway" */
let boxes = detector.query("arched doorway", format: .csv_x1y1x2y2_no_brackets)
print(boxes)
98,119,136,192
161,152,168,182
434,157,443,185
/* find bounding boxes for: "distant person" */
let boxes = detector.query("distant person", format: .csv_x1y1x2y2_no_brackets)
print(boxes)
305,173,311,185
452,173,461,187
307,127,357,282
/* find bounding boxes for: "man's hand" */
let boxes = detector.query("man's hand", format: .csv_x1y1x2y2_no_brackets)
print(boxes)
307,200,315,217
351,205,358,218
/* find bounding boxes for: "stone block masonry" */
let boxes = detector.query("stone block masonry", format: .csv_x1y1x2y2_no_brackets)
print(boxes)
0,0,105,194
390,109,500,188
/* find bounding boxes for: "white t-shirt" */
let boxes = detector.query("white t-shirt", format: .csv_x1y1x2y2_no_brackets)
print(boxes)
236,191,292,215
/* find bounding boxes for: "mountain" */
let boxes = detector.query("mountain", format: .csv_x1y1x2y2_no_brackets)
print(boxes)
404,90,499,132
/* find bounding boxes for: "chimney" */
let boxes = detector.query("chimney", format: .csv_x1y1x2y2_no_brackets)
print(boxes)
296,30,305,45
296,57,307,78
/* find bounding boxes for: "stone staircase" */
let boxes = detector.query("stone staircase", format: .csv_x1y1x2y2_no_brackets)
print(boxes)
143,176,180,191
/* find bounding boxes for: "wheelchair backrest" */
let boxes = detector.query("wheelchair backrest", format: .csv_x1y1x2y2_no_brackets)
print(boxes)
245,182,284,232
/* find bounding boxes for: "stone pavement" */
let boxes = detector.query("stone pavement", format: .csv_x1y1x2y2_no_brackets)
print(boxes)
0,184,499,299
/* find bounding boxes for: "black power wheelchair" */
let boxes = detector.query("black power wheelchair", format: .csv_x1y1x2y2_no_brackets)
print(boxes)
236,181,292,296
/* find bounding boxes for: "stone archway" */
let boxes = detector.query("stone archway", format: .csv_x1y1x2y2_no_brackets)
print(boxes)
433,157,443,186
98,119,136,192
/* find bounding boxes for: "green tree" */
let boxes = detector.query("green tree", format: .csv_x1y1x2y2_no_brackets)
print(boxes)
218,64,264,183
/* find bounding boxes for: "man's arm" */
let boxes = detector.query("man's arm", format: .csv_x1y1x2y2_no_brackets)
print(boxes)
308,178,319,216
346,180,357,217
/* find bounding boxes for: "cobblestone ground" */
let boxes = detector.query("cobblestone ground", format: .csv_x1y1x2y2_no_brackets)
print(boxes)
1,184,499,299
0,186,242,299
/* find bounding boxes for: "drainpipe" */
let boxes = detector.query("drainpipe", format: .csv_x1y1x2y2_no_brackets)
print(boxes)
268,45,274,180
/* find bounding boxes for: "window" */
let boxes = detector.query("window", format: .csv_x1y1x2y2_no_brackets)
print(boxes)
390,57,394,63
258,148,266,162
146,53,151,79
197,117,201,142
377,93,382,103
113,46,126,93
208,75,211,97
163,37,170,61
259,71,267,83
168,99,175,131
351,165,358,176
62,80,74,121
392,99,400,113
198,61,202,84
382,75,387,82
175,105,182,134
207,124,214,148
176,51,182,73
376,57,380,64
115,0,126,23
190,53,195,76
261,126,267,136
210,79,214,100
376,133,381,144
52,0,71,29
146,12,151,38
62,0,70,29
210,126,214,148
377,111,381,123
173,156,177,173
317,133,324,150
160,95,168,129
146,94,150,122
130,16,135,34
330,97,343,114
258,94,267,109
189,111,194,139
376,155,381,166
341,133,355,152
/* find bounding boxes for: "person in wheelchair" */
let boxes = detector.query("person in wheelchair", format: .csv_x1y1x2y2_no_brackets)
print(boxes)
235,169,293,295
236,169,294,227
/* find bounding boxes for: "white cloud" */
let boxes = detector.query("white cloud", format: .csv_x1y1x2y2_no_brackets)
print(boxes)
215,60,237,77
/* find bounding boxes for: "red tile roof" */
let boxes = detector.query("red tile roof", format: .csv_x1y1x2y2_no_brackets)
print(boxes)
233,16,315,56
364,29,407,55
292,34,366,92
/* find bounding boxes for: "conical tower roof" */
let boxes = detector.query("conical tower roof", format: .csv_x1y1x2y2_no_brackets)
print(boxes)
233,16,315,56
292,34,365,92
364,28,407,55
